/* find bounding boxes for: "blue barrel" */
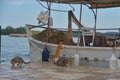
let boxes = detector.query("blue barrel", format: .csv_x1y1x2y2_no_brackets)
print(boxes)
42,47,49,61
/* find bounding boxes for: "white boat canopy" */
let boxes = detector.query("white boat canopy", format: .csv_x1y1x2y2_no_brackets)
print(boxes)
38,0,120,8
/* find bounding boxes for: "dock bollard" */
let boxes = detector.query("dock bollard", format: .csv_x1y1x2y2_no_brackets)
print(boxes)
74,54,79,66
109,54,118,70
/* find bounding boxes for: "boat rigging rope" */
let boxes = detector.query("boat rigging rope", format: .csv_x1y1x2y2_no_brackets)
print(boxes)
36,0,74,12
29,40,45,54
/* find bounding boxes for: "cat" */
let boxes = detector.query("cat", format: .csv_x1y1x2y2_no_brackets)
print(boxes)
11,57,29,67
56,57,72,66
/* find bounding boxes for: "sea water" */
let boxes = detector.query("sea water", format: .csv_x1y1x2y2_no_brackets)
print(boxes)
0,36,78,62
1,35,30,62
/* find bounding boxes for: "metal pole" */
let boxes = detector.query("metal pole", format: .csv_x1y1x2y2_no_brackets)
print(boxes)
46,2,51,43
0,26,1,63
118,28,120,47
94,8,97,36
92,8,97,45
77,3,82,46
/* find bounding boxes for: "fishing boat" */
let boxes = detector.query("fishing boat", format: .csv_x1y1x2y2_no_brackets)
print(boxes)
26,0,120,62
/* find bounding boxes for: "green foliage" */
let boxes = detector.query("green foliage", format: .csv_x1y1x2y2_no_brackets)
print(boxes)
1,26,26,35
14,27,26,34
5,26,15,34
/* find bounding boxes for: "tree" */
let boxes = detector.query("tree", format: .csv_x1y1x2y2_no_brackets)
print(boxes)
15,26,26,34
1,26,26,35
5,26,15,34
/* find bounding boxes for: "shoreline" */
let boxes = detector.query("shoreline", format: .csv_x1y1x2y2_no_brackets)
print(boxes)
9,33,27,37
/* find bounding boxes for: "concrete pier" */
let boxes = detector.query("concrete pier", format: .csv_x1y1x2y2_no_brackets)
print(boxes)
0,62,120,80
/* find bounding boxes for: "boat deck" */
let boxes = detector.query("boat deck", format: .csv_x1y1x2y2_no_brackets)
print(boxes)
0,62,120,80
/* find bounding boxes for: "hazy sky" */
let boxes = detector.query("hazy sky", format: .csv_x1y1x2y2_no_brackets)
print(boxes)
0,0,120,30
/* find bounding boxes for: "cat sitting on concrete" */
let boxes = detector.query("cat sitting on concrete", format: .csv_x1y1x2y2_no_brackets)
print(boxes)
56,56,72,66
11,57,30,67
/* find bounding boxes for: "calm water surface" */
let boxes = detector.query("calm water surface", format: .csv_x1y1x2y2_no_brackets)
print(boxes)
0,36,77,62
1,35,30,62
